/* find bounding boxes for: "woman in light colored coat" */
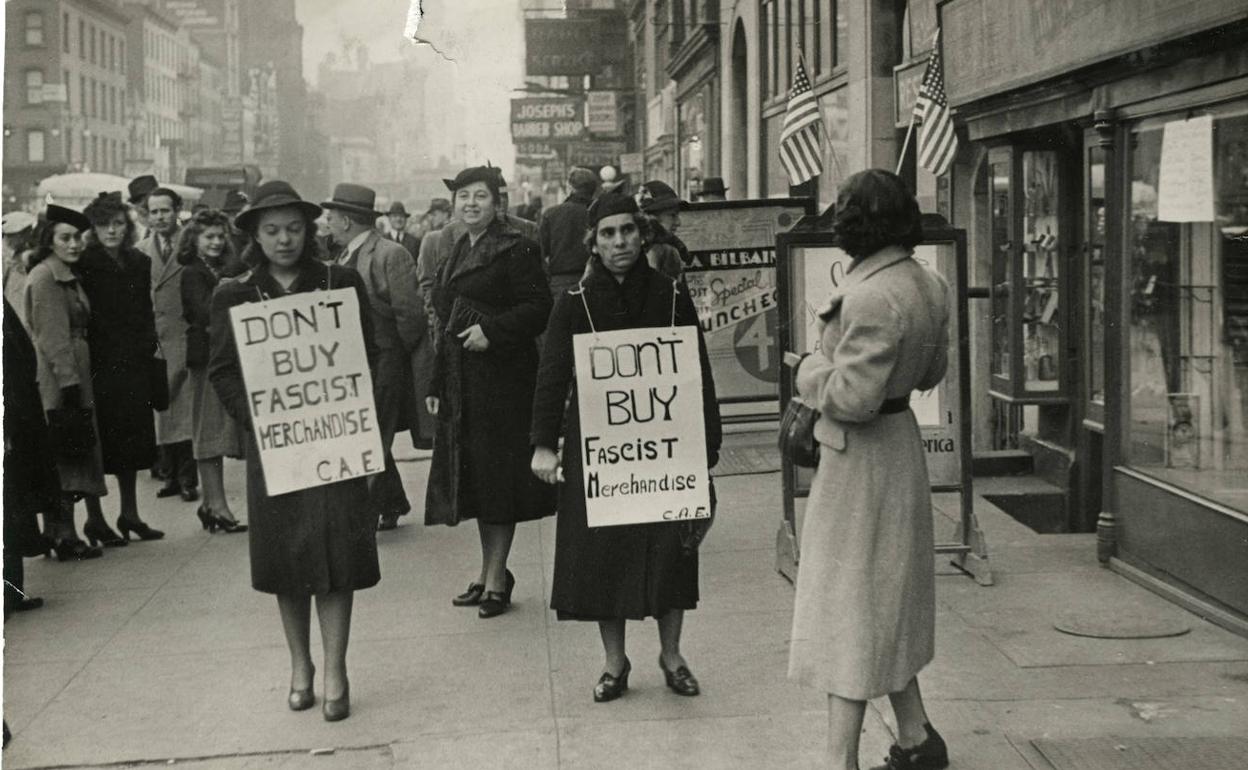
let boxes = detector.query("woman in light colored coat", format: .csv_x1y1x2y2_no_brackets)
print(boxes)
788,170,951,770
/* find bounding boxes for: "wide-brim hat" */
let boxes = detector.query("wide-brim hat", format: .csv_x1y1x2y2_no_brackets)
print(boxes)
695,177,728,197
426,198,452,215
128,174,159,204
321,183,382,218
222,190,250,215
639,180,682,213
45,204,92,232
386,201,409,217
1,210,37,234
234,181,322,232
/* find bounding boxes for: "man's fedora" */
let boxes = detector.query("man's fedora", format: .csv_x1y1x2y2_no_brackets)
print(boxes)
128,175,159,204
694,177,728,199
322,183,382,218
386,201,410,218
233,180,322,232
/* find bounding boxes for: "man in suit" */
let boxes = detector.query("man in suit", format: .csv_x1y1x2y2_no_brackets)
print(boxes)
323,183,426,531
139,187,198,502
538,166,599,301
381,202,421,259
128,175,158,243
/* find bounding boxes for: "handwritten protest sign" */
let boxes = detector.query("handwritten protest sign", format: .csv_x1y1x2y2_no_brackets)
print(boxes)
573,326,711,527
230,288,384,495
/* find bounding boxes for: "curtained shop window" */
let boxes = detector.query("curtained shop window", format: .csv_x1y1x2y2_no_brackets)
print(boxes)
1125,98,1248,512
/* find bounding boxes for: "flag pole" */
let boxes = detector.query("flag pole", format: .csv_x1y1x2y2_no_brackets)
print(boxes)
895,29,941,175
801,51,844,182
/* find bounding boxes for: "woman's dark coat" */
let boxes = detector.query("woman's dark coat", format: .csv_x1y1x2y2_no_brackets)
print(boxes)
209,259,381,595
3,297,59,556
77,242,158,473
531,257,723,621
426,219,555,526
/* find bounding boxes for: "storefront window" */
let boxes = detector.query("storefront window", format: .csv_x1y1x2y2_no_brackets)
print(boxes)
678,91,707,198
1126,100,1248,512
990,158,1011,379
1087,144,1107,407
1022,150,1061,390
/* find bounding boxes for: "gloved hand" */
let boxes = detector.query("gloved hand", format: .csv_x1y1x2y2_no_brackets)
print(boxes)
60,385,82,409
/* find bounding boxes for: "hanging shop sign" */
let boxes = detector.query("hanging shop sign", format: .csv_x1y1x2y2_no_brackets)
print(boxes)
1157,114,1215,222
587,91,621,135
573,326,711,528
510,98,585,142
679,198,813,405
229,288,385,495
525,16,628,77
619,152,644,174
567,140,627,168
514,141,560,161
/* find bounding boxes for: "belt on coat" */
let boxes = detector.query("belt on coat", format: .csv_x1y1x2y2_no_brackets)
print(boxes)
878,396,910,415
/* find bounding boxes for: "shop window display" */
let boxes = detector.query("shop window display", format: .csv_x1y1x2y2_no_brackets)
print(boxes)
1127,101,1248,512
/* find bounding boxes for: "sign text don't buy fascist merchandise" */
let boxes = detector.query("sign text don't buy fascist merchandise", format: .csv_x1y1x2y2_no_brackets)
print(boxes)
230,288,385,495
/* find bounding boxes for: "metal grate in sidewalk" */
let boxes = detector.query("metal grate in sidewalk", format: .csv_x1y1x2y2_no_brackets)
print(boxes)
711,442,782,476
1033,736,1248,770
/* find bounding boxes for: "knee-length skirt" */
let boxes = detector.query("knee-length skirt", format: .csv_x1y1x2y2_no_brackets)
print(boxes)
190,367,244,461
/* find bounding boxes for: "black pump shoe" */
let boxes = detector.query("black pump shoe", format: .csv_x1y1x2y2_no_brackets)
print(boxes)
452,583,485,606
593,659,631,703
659,658,700,696
868,723,949,770
53,538,103,561
117,516,164,542
477,570,516,618
83,520,127,548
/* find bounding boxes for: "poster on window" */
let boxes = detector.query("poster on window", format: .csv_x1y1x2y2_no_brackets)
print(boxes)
229,288,385,495
573,326,711,528
679,199,812,406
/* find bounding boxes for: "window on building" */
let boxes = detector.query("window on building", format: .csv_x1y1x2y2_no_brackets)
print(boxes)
79,19,85,60
89,25,96,64
28,130,46,163
654,0,671,80
80,75,87,113
1125,99,1248,511
62,12,70,53
25,12,45,46
832,0,847,68
25,70,44,104
810,0,822,75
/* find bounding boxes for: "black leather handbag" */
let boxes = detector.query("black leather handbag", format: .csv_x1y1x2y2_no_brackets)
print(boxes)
149,357,170,411
45,407,97,460
778,397,821,468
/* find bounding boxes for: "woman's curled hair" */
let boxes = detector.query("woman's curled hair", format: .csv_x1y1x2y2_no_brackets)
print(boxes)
81,191,136,250
832,169,923,259
174,208,241,274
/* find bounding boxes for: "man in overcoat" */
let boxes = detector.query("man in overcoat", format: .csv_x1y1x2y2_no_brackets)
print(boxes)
323,183,426,530
381,202,422,259
537,167,598,300
139,186,198,502
412,199,461,450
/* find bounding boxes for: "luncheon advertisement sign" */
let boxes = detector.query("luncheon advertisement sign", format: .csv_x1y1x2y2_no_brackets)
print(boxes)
230,289,385,495
679,201,809,403
573,326,711,528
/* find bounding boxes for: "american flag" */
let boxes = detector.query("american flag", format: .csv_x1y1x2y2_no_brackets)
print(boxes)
779,58,823,186
913,37,958,176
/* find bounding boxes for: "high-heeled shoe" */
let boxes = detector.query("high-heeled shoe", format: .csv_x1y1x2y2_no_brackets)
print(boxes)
196,505,211,531
593,659,631,703
659,657,701,696
205,510,248,534
289,666,315,711
53,538,103,562
478,569,516,619
867,722,949,770
83,520,128,548
452,582,485,606
322,682,350,722
117,516,164,542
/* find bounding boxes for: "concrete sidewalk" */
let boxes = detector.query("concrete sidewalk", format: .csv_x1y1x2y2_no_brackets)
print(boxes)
3,435,1247,769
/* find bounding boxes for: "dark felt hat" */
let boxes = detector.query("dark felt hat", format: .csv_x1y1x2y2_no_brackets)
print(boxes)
128,175,159,204
45,204,92,232
426,198,452,215
322,183,382,218
639,180,681,213
443,166,501,198
386,201,409,217
222,190,249,215
233,181,322,232
695,177,728,198
587,192,640,227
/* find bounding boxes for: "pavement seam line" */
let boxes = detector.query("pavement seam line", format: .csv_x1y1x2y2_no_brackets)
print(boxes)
539,516,565,767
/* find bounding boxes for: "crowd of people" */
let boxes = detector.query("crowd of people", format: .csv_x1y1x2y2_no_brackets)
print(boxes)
3,165,952,770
